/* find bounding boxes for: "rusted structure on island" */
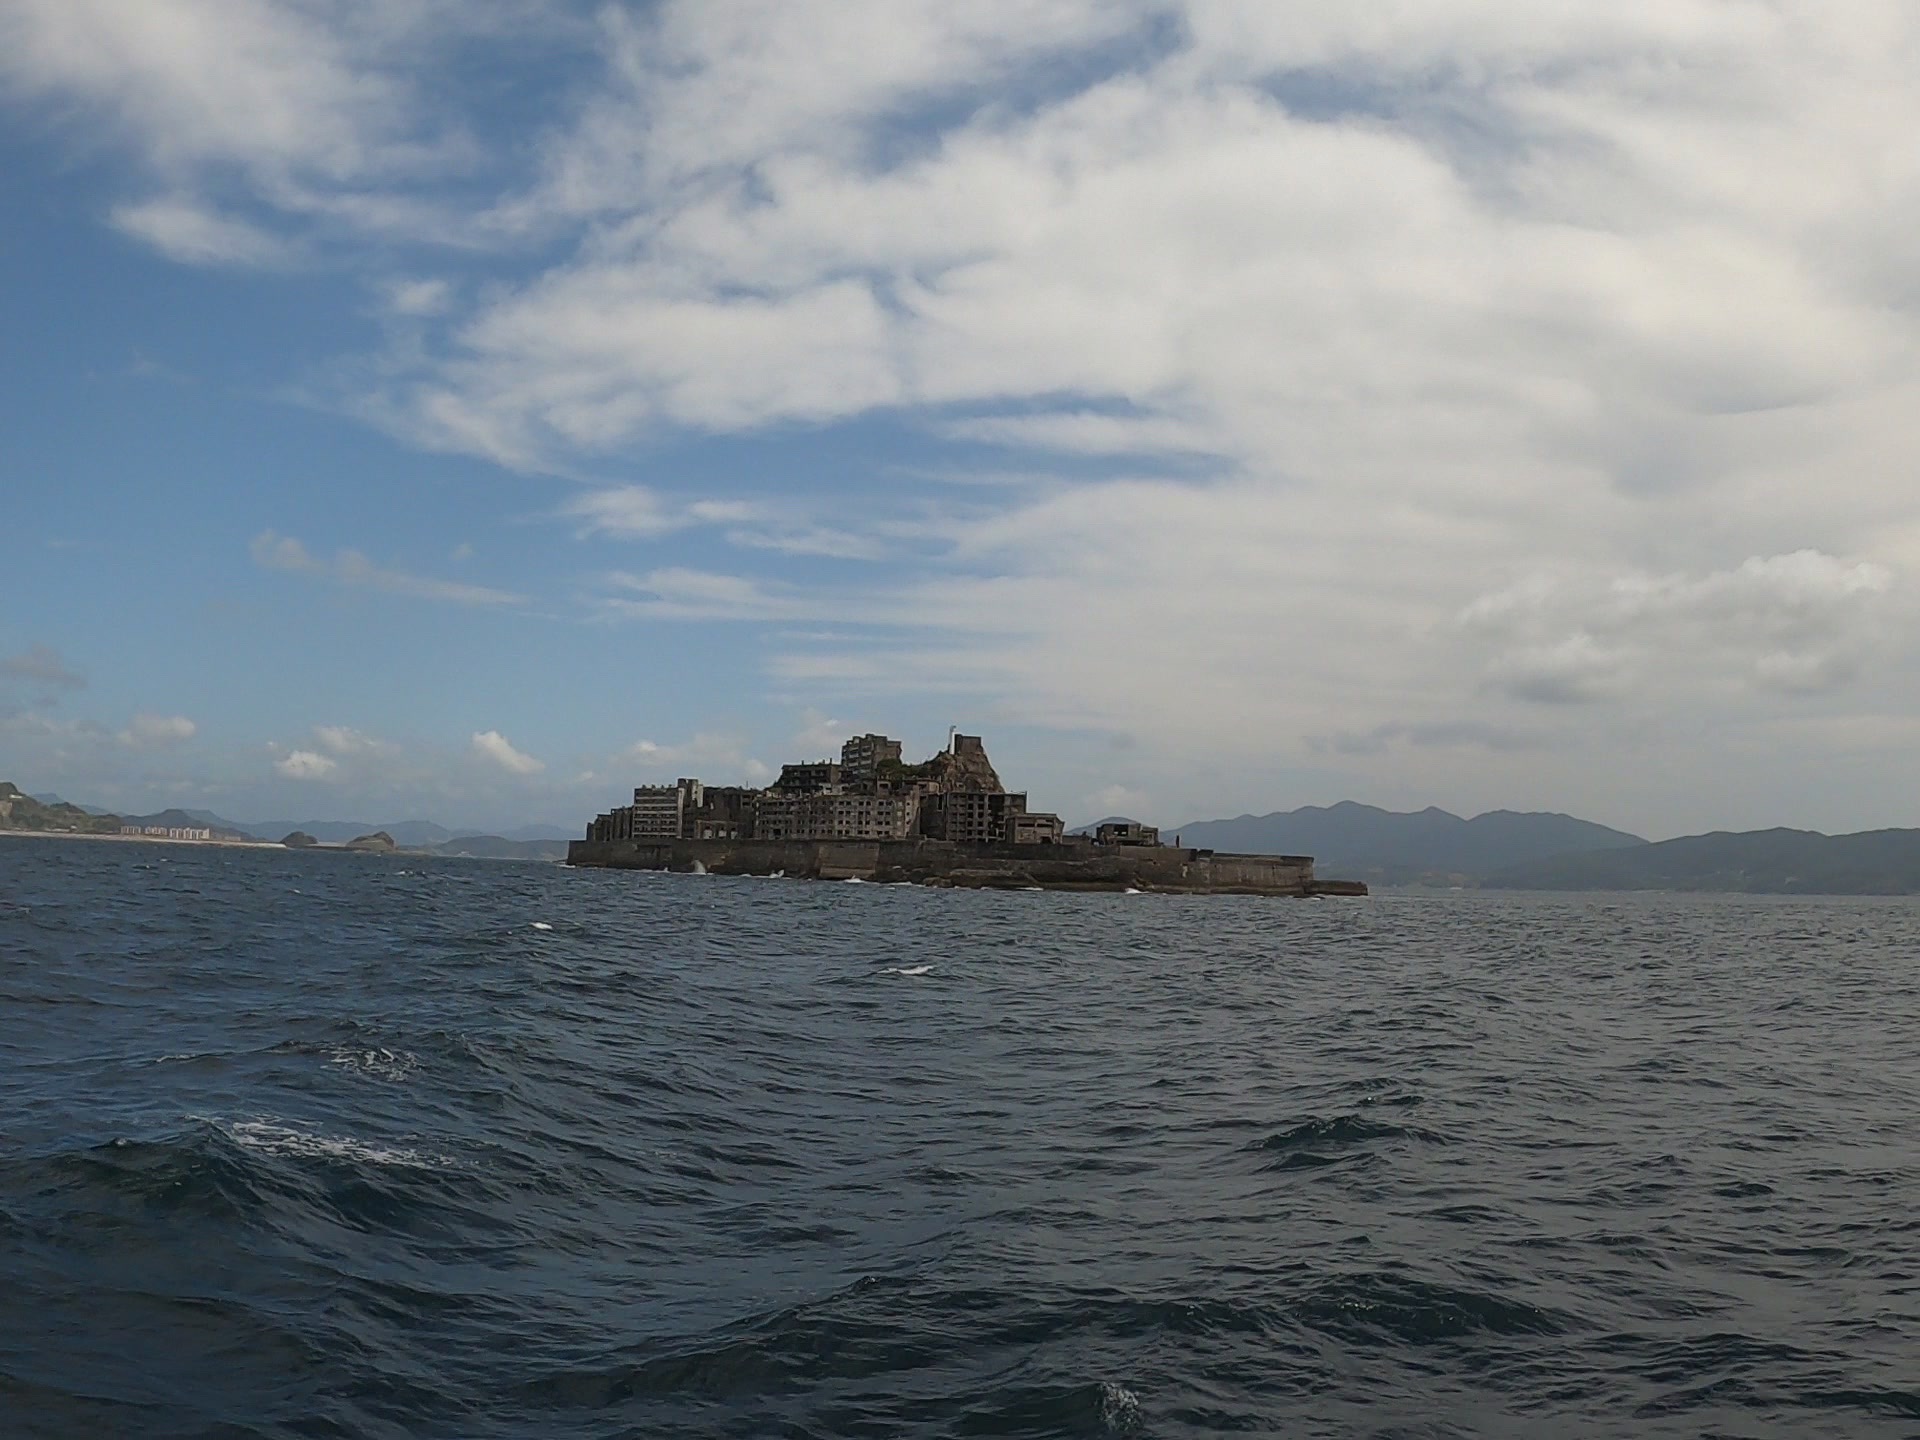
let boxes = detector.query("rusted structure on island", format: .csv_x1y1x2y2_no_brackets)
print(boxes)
567,732,1366,898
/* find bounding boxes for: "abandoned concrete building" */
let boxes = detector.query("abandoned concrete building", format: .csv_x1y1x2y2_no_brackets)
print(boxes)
586,732,1073,846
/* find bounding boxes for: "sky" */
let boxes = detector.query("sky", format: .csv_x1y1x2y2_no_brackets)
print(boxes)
3,0,1919,839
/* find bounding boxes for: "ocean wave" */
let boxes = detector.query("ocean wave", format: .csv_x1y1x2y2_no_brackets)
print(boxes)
220,1119,453,1170
1292,1270,1571,1344
327,1045,420,1082
6,839,1920,1438
1244,1114,1449,1171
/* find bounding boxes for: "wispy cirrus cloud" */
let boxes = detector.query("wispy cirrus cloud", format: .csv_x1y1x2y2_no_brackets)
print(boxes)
313,724,397,758
111,195,294,268
119,713,197,749
597,567,814,623
251,531,525,607
558,484,897,561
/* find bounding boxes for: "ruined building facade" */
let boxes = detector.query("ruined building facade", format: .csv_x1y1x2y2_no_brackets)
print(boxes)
586,732,1069,846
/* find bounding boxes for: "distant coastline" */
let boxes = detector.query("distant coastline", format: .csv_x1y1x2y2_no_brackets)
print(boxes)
15,777,1920,893
0,829,562,861
0,828,277,850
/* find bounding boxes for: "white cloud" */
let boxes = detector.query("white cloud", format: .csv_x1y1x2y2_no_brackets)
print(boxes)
313,725,395,757
250,530,524,606
625,732,771,785
250,532,321,573
561,486,686,539
788,708,847,756
722,524,889,562
1460,551,1897,703
939,412,1218,457
275,748,336,780
20,1,1920,833
120,713,197,749
0,0,541,254
559,488,894,562
599,567,811,622
385,276,453,316
471,729,543,775
412,278,903,461
498,0,1146,225
111,196,292,267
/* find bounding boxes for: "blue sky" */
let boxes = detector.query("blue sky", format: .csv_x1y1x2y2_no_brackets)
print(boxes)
5,1,1920,838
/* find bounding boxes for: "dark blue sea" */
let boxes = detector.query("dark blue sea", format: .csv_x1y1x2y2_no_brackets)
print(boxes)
3,836,1917,1439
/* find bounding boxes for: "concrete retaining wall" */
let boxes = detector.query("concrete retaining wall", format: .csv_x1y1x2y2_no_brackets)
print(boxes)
565,837,1342,896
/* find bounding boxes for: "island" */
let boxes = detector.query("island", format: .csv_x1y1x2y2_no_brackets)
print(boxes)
569,732,1366,897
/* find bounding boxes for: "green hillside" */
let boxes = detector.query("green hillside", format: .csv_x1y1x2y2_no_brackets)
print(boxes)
0,781,121,835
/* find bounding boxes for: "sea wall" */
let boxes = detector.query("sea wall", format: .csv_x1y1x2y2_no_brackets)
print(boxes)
564,837,1348,896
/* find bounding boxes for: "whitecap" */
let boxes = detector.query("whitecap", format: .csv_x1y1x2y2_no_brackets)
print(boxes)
223,1118,450,1169
530,921,553,931
1123,887,1143,895
326,1046,419,1082
880,964,933,976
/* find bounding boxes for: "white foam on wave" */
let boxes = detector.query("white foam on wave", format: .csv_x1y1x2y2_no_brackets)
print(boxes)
842,877,867,884
223,1119,452,1169
1123,887,1143,895
530,921,553,931
880,964,933,976
327,1046,420,1082
1098,1381,1143,1434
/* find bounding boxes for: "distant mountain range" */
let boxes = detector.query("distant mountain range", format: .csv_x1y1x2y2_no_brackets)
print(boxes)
1168,801,1645,887
1488,827,1920,894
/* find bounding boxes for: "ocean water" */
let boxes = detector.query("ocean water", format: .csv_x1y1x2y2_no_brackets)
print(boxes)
2,837,1917,1439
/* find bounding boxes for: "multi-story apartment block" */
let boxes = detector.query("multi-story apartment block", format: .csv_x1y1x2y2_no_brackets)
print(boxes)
773,761,844,794
586,732,1073,848
840,733,904,779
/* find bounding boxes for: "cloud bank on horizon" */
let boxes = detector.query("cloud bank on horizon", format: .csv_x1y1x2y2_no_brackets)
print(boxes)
3,0,1919,837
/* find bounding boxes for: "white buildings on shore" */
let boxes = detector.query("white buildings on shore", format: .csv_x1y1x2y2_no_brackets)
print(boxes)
121,824,215,841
